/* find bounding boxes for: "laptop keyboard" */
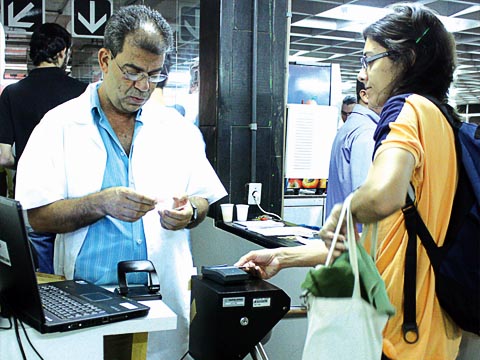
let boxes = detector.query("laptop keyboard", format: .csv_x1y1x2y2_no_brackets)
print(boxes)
40,284,106,320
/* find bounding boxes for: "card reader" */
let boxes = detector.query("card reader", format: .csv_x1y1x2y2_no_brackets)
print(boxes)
201,265,250,285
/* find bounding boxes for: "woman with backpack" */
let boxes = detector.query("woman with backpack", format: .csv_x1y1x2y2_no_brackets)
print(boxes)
236,3,464,359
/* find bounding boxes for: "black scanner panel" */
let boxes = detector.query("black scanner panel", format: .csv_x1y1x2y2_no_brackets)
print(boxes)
189,275,290,360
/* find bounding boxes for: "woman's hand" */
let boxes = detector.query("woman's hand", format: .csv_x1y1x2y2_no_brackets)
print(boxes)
234,248,282,279
320,203,349,262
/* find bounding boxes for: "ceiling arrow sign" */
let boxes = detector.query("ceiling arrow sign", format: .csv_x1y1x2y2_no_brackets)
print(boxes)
179,5,200,44
2,0,44,34
8,2,34,28
78,1,107,34
184,13,199,40
72,0,112,39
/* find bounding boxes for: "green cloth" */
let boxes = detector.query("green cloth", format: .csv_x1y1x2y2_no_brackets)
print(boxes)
301,242,395,316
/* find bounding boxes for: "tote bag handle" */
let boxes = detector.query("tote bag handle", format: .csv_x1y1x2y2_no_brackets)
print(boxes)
324,193,361,299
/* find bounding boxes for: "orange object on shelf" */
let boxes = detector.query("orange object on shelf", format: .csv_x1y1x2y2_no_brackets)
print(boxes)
287,178,303,189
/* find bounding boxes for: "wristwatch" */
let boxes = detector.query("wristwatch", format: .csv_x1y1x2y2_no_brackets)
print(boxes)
189,200,198,225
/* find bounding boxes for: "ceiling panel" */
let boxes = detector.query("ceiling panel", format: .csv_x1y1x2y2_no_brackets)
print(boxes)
290,0,480,105
2,0,479,105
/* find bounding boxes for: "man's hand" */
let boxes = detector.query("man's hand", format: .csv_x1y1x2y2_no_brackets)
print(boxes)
28,187,157,233
100,187,156,222
158,195,193,230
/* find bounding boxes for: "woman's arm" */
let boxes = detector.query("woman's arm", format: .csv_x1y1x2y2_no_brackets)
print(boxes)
234,241,329,279
351,147,415,223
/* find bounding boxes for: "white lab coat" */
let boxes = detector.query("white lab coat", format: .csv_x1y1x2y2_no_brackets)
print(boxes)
16,83,227,359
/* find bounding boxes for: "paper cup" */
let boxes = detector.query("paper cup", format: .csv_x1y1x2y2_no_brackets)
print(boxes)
236,204,249,221
220,204,234,222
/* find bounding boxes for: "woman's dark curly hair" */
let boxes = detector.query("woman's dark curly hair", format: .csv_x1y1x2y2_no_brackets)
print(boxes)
29,23,71,66
363,3,457,102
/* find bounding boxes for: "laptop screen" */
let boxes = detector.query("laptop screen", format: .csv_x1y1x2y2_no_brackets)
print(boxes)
0,196,45,327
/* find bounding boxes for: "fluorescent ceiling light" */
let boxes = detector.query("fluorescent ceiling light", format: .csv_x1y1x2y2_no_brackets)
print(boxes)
327,54,344,60
440,16,480,33
290,50,309,57
288,55,321,63
452,5,480,18
292,5,389,33
290,31,363,43
456,65,474,69
318,5,389,23
292,18,337,30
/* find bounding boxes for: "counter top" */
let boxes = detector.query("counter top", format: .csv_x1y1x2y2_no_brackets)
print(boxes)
215,220,305,249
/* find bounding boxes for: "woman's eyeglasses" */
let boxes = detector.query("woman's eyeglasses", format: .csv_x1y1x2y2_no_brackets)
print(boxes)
360,51,390,69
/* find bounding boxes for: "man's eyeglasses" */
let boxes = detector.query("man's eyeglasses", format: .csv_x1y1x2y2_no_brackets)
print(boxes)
341,111,352,117
360,51,390,69
111,56,168,84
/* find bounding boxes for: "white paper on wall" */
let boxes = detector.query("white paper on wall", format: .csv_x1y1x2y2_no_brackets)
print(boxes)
285,104,339,179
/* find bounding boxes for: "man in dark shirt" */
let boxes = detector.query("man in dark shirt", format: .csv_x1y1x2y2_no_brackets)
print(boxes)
0,23,87,273
0,23,87,170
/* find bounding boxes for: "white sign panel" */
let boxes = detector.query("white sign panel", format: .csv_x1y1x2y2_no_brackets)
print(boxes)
285,104,339,179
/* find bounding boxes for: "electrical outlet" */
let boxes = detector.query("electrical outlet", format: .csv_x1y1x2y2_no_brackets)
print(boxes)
247,183,262,205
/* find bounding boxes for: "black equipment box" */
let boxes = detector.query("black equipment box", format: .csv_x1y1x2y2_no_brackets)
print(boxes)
189,275,290,360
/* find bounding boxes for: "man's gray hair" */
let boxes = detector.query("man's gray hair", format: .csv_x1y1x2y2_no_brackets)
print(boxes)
104,5,173,58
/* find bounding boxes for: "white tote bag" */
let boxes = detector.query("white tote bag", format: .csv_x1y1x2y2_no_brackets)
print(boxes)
302,194,389,360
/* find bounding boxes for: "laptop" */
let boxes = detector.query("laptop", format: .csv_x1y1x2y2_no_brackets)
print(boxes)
0,196,150,333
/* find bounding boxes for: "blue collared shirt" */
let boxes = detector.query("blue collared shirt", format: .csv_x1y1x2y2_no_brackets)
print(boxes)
74,84,147,285
326,104,380,219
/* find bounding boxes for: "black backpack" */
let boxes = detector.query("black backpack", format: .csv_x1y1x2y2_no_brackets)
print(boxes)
401,96,480,343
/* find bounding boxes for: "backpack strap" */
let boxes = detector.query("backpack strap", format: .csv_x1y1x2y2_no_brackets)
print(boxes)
402,184,444,344
400,96,452,344
402,189,419,344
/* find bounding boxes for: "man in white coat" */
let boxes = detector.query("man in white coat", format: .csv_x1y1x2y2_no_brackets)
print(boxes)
15,5,227,359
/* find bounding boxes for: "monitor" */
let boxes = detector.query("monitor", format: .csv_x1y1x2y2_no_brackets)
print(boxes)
287,63,332,105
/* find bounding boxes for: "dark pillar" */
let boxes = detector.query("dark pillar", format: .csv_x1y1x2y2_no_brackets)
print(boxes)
199,0,288,220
